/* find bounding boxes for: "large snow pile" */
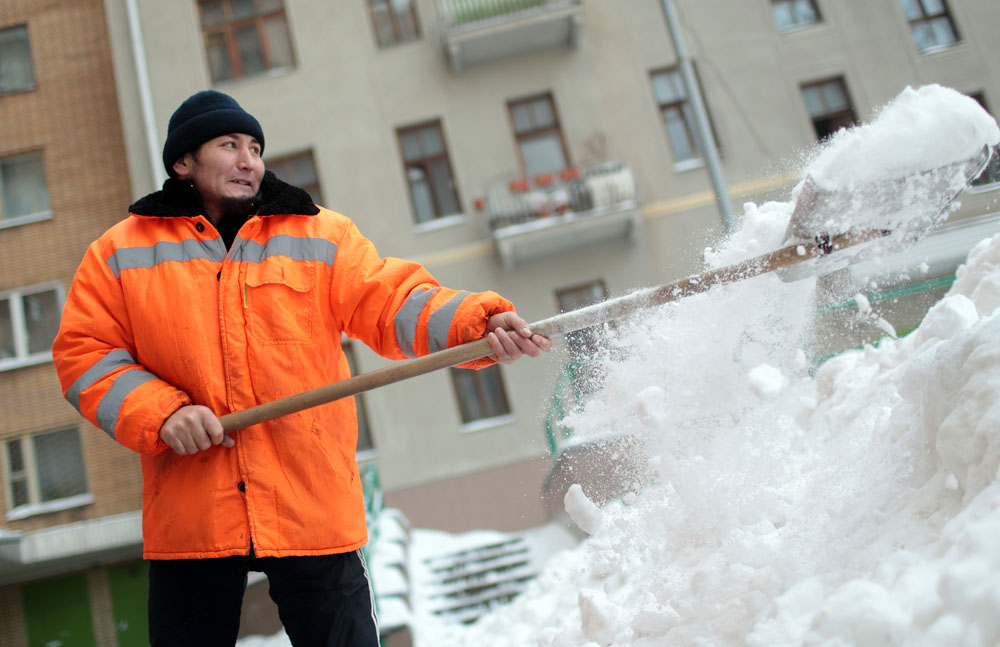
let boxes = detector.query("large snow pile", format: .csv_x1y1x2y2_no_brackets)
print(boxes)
420,221,1000,647
237,85,1000,647
412,86,1000,646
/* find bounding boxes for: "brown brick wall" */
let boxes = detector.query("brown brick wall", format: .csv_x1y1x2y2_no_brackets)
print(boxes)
382,456,551,533
0,583,28,647
0,0,143,533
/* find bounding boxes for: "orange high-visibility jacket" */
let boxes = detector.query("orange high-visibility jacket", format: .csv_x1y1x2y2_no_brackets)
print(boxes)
52,173,513,559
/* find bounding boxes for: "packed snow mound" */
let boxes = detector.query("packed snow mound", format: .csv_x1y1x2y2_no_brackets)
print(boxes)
411,86,1000,646
419,219,1000,646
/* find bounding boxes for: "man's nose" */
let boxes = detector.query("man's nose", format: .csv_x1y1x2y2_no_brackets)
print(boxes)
236,146,253,167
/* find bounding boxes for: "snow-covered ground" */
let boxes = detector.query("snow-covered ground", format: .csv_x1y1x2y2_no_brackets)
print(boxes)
239,85,1000,646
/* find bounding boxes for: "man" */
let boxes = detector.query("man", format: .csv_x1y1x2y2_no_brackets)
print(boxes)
52,90,550,646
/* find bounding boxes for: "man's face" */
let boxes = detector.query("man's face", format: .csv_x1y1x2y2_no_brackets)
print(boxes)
173,133,264,209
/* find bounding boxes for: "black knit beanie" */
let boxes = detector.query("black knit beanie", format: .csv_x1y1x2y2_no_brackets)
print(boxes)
162,90,265,177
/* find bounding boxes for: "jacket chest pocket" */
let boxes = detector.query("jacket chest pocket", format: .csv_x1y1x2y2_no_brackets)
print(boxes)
244,263,317,344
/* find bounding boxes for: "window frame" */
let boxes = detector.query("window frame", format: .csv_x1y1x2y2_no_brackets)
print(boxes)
556,279,609,362
3,427,93,521
197,0,295,83
0,281,64,372
0,150,53,229
368,0,421,48
0,24,37,97
267,149,324,205
898,0,960,54
770,0,823,32
450,365,514,432
799,76,857,141
507,92,571,179
649,66,720,169
396,119,463,228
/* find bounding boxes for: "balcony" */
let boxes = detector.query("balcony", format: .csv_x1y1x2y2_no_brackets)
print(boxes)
477,161,641,268
437,0,584,72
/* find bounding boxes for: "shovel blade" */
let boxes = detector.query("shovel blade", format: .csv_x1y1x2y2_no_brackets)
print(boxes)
777,145,994,282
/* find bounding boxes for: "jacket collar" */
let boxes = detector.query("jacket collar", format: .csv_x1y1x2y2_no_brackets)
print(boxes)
129,170,320,219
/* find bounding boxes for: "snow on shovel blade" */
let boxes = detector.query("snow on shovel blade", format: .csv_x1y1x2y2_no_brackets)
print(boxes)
776,144,993,282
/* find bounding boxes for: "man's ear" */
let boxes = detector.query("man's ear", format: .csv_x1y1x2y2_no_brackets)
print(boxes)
172,153,194,179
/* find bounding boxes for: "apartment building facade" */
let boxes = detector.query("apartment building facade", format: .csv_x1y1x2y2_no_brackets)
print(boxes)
1,0,998,644
0,0,150,645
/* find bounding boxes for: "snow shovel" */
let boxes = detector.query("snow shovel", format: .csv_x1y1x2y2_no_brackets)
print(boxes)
218,145,993,433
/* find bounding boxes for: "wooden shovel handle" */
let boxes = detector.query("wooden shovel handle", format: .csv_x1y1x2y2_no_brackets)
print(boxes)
218,228,887,433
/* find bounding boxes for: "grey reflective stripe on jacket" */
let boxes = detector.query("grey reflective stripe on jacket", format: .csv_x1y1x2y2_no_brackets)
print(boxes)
105,234,338,278
427,291,468,352
394,288,437,358
394,289,473,357
65,348,159,440
231,235,338,265
105,239,226,278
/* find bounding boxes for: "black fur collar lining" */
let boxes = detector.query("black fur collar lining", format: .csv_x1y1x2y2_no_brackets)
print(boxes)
129,171,320,219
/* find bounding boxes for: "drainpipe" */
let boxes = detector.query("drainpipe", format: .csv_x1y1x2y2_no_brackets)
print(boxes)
124,0,167,189
658,0,736,234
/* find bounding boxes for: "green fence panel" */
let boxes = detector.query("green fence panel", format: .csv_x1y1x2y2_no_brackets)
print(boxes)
108,560,150,647
22,573,96,647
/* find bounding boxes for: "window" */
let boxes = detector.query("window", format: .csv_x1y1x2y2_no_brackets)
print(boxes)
198,0,295,83
508,93,569,179
650,67,714,164
0,151,51,227
268,150,323,205
0,283,62,371
969,94,1000,189
450,365,511,426
0,25,35,95
368,0,420,48
4,427,90,519
898,0,959,53
800,77,857,140
771,0,821,31
341,341,375,455
556,280,608,390
397,121,461,224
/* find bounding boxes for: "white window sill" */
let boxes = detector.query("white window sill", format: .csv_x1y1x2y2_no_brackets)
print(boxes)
0,83,38,98
0,352,52,373
6,493,95,521
414,213,466,234
776,22,823,34
459,413,515,434
213,65,295,88
0,211,53,230
673,158,706,173
917,42,962,56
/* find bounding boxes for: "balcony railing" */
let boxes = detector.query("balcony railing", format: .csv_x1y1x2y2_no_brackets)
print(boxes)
437,0,583,72
476,161,641,268
443,0,549,26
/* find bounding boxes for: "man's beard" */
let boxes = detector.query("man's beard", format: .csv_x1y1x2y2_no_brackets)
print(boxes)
218,194,259,222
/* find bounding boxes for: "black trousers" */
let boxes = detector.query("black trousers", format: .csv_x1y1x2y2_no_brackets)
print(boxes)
148,549,379,647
